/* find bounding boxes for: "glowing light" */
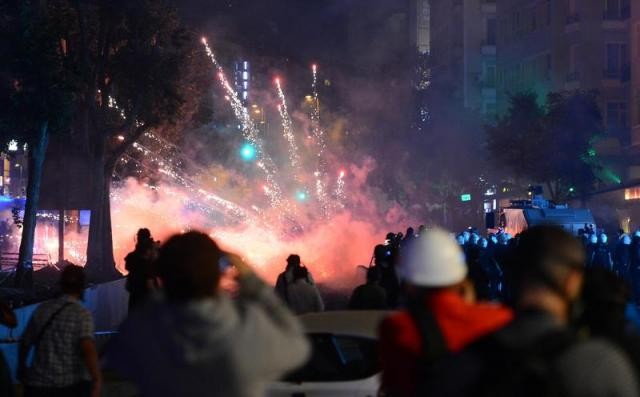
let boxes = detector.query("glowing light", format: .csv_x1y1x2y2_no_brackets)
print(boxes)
240,143,256,161
7,140,18,152
296,191,308,202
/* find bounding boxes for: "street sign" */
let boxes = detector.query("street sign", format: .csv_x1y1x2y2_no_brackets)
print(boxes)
460,194,472,202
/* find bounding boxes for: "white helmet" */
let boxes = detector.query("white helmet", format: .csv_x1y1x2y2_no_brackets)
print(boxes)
401,228,467,287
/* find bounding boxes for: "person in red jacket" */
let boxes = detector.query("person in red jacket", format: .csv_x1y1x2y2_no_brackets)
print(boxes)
379,228,513,397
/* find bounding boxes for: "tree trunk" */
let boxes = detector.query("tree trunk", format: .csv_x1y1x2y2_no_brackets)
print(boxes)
85,143,120,282
14,122,49,289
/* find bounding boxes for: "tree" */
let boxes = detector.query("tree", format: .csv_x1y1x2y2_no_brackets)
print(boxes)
487,91,604,202
67,0,194,280
0,0,77,287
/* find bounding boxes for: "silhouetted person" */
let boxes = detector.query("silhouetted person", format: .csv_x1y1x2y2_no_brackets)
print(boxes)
630,235,640,304
615,235,632,281
124,228,158,310
373,244,400,308
578,267,640,378
401,227,415,248
586,234,599,266
19,265,101,397
379,229,512,396
275,254,314,304
348,266,388,310
0,296,16,397
591,233,614,271
108,232,309,397
427,226,637,397
285,266,324,315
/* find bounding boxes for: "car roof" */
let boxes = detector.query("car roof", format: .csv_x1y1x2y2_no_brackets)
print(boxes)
298,310,393,339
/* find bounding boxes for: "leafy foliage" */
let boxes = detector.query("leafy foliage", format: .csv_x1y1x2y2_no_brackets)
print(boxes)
487,91,604,201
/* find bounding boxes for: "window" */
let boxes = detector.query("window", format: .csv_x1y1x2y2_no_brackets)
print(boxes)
545,54,552,80
487,17,497,45
283,334,379,382
636,24,640,58
545,0,552,25
485,64,496,87
568,44,579,80
604,0,630,20
607,101,628,128
566,0,579,24
605,43,628,78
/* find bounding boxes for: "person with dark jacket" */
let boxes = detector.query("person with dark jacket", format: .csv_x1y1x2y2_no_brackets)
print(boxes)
373,244,400,308
0,296,16,397
615,235,632,281
591,233,614,271
427,226,637,397
124,228,159,310
577,267,640,377
348,266,387,310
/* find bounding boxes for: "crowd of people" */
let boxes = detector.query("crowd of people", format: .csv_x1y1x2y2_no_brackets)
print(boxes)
2,224,640,396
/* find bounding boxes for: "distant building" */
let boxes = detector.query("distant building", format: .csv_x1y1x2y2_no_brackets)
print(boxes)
411,0,431,54
495,0,632,146
233,60,250,106
429,0,497,118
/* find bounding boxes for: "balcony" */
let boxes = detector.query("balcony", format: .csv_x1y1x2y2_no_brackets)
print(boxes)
602,7,630,29
566,13,580,25
602,66,631,83
481,0,496,13
565,14,580,33
565,71,580,90
481,41,496,55
566,71,580,82
603,6,630,21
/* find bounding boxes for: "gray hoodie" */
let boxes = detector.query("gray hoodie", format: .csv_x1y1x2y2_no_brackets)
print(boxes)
107,275,310,397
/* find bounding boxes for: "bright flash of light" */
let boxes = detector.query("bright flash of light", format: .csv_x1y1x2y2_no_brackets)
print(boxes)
240,143,257,161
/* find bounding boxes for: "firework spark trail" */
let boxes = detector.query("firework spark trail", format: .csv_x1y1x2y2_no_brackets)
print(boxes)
202,38,287,211
334,170,346,208
274,78,301,173
309,64,331,216
127,141,251,222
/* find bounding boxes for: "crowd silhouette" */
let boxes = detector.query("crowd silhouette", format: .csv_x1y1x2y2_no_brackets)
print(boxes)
2,224,640,396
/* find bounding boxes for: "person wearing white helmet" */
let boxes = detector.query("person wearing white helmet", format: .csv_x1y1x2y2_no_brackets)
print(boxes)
591,233,613,271
378,229,513,397
615,234,632,280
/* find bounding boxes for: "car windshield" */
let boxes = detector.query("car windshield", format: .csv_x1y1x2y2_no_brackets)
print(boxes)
283,333,379,383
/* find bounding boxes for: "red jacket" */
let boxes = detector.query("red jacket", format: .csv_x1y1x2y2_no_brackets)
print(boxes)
379,291,513,396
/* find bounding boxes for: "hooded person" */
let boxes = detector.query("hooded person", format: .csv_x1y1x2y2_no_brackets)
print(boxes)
107,232,310,397
378,229,513,397
274,254,314,304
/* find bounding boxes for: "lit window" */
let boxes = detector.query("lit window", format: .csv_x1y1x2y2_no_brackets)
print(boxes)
242,71,248,80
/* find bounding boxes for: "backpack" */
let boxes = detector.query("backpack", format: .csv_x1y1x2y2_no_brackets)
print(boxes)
407,302,450,397
423,326,576,397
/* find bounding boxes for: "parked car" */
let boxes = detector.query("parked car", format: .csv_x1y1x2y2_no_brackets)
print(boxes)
266,310,390,397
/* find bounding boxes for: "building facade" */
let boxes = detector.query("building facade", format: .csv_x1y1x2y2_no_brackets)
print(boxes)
496,0,632,147
429,0,497,117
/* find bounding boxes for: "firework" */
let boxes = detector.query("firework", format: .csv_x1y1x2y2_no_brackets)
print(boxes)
274,78,301,173
201,38,286,211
